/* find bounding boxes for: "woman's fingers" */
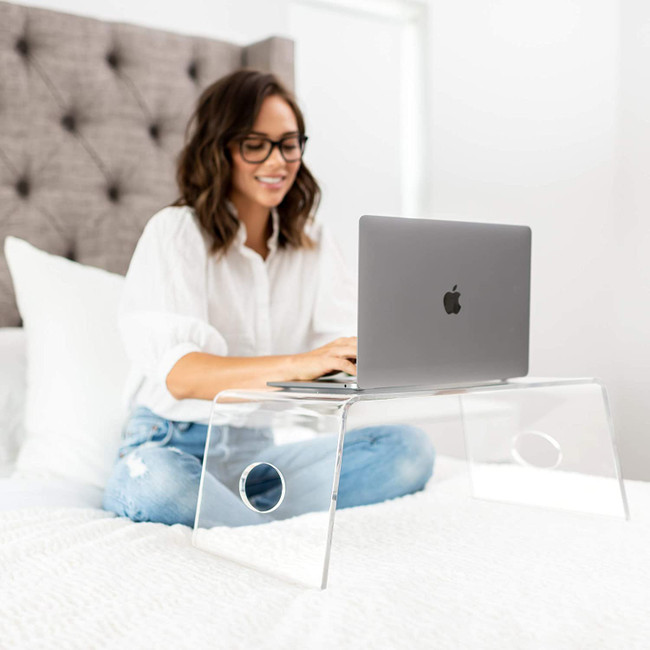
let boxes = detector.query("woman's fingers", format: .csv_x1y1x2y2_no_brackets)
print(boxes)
304,337,357,377
333,346,357,359
331,357,357,375
314,345,357,359
326,340,357,354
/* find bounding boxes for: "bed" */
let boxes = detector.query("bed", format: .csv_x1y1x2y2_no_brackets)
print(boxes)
1,3,649,648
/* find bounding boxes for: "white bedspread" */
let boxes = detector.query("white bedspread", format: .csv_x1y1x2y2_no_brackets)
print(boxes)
1,458,649,650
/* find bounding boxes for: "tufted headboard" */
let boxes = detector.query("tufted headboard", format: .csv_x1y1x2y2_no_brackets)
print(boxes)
0,1,294,326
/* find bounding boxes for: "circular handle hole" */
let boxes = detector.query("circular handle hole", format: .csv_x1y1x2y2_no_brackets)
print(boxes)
511,430,563,469
239,462,286,513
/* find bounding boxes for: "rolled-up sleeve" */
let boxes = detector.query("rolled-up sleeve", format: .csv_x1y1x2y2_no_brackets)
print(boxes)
118,207,228,387
309,223,357,349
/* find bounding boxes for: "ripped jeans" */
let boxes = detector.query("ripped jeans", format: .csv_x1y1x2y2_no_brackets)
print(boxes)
102,406,435,528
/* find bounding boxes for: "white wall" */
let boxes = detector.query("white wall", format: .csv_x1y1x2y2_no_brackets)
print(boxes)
618,1,650,480
288,2,409,269
11,0,650,478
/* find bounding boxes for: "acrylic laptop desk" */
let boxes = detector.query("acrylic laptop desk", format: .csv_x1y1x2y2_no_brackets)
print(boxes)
192,377,629,589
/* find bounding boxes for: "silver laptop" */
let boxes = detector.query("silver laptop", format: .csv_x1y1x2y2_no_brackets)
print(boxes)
268,215,531,393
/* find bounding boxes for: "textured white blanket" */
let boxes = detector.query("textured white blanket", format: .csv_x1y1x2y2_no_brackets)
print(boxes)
1,459,649,650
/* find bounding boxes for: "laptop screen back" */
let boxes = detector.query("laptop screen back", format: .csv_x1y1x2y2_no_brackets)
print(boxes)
356,215,531,389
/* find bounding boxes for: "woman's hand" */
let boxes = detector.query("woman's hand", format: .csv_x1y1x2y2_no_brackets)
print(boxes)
289,336,357,381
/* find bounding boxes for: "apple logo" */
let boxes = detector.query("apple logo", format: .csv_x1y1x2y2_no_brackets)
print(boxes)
443,285,461,314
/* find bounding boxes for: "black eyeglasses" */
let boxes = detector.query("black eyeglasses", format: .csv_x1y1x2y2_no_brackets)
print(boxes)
237,134,308,163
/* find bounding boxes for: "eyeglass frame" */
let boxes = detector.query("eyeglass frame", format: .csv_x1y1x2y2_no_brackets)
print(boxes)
233,134,309,164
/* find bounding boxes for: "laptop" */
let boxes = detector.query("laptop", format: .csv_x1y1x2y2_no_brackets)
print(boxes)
268,215,531,393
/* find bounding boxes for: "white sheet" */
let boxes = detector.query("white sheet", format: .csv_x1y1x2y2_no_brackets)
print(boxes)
1,457,649,649
0,328,26,474
0,476,103,510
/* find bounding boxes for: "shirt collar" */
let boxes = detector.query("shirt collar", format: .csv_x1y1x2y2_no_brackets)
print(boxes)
228,201,280,256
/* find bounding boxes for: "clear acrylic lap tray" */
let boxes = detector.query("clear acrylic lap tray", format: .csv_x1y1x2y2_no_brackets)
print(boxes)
192,378,629,589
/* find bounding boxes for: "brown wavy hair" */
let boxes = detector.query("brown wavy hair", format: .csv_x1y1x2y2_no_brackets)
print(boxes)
173,69,321,255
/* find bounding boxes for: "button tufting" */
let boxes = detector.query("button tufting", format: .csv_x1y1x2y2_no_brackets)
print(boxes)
107,185,120,202
187,61,198,80
106,51,119,69
148,123,160,141
61,114,76,132
15,38,29,57
15,178,30,198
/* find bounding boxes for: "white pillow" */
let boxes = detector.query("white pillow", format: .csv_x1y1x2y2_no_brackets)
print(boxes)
0,328,27,476
4,237,129,488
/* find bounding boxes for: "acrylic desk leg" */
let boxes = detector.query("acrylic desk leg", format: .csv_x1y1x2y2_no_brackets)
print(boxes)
320,396,357,589
460,380,630,520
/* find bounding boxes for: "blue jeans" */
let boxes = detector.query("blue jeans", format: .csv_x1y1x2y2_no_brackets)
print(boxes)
102,406,435,527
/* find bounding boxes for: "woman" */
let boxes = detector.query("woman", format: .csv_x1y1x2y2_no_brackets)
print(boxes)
102,69,435,527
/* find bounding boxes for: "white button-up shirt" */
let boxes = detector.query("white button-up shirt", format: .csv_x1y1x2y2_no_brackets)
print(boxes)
119,205,357,423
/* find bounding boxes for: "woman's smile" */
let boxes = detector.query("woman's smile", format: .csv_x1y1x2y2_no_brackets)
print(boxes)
254,174,287,190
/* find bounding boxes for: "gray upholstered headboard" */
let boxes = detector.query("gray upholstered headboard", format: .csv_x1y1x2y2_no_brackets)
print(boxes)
0,1,294,326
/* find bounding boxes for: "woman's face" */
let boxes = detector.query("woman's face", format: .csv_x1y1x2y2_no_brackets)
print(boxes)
228,95,302,212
